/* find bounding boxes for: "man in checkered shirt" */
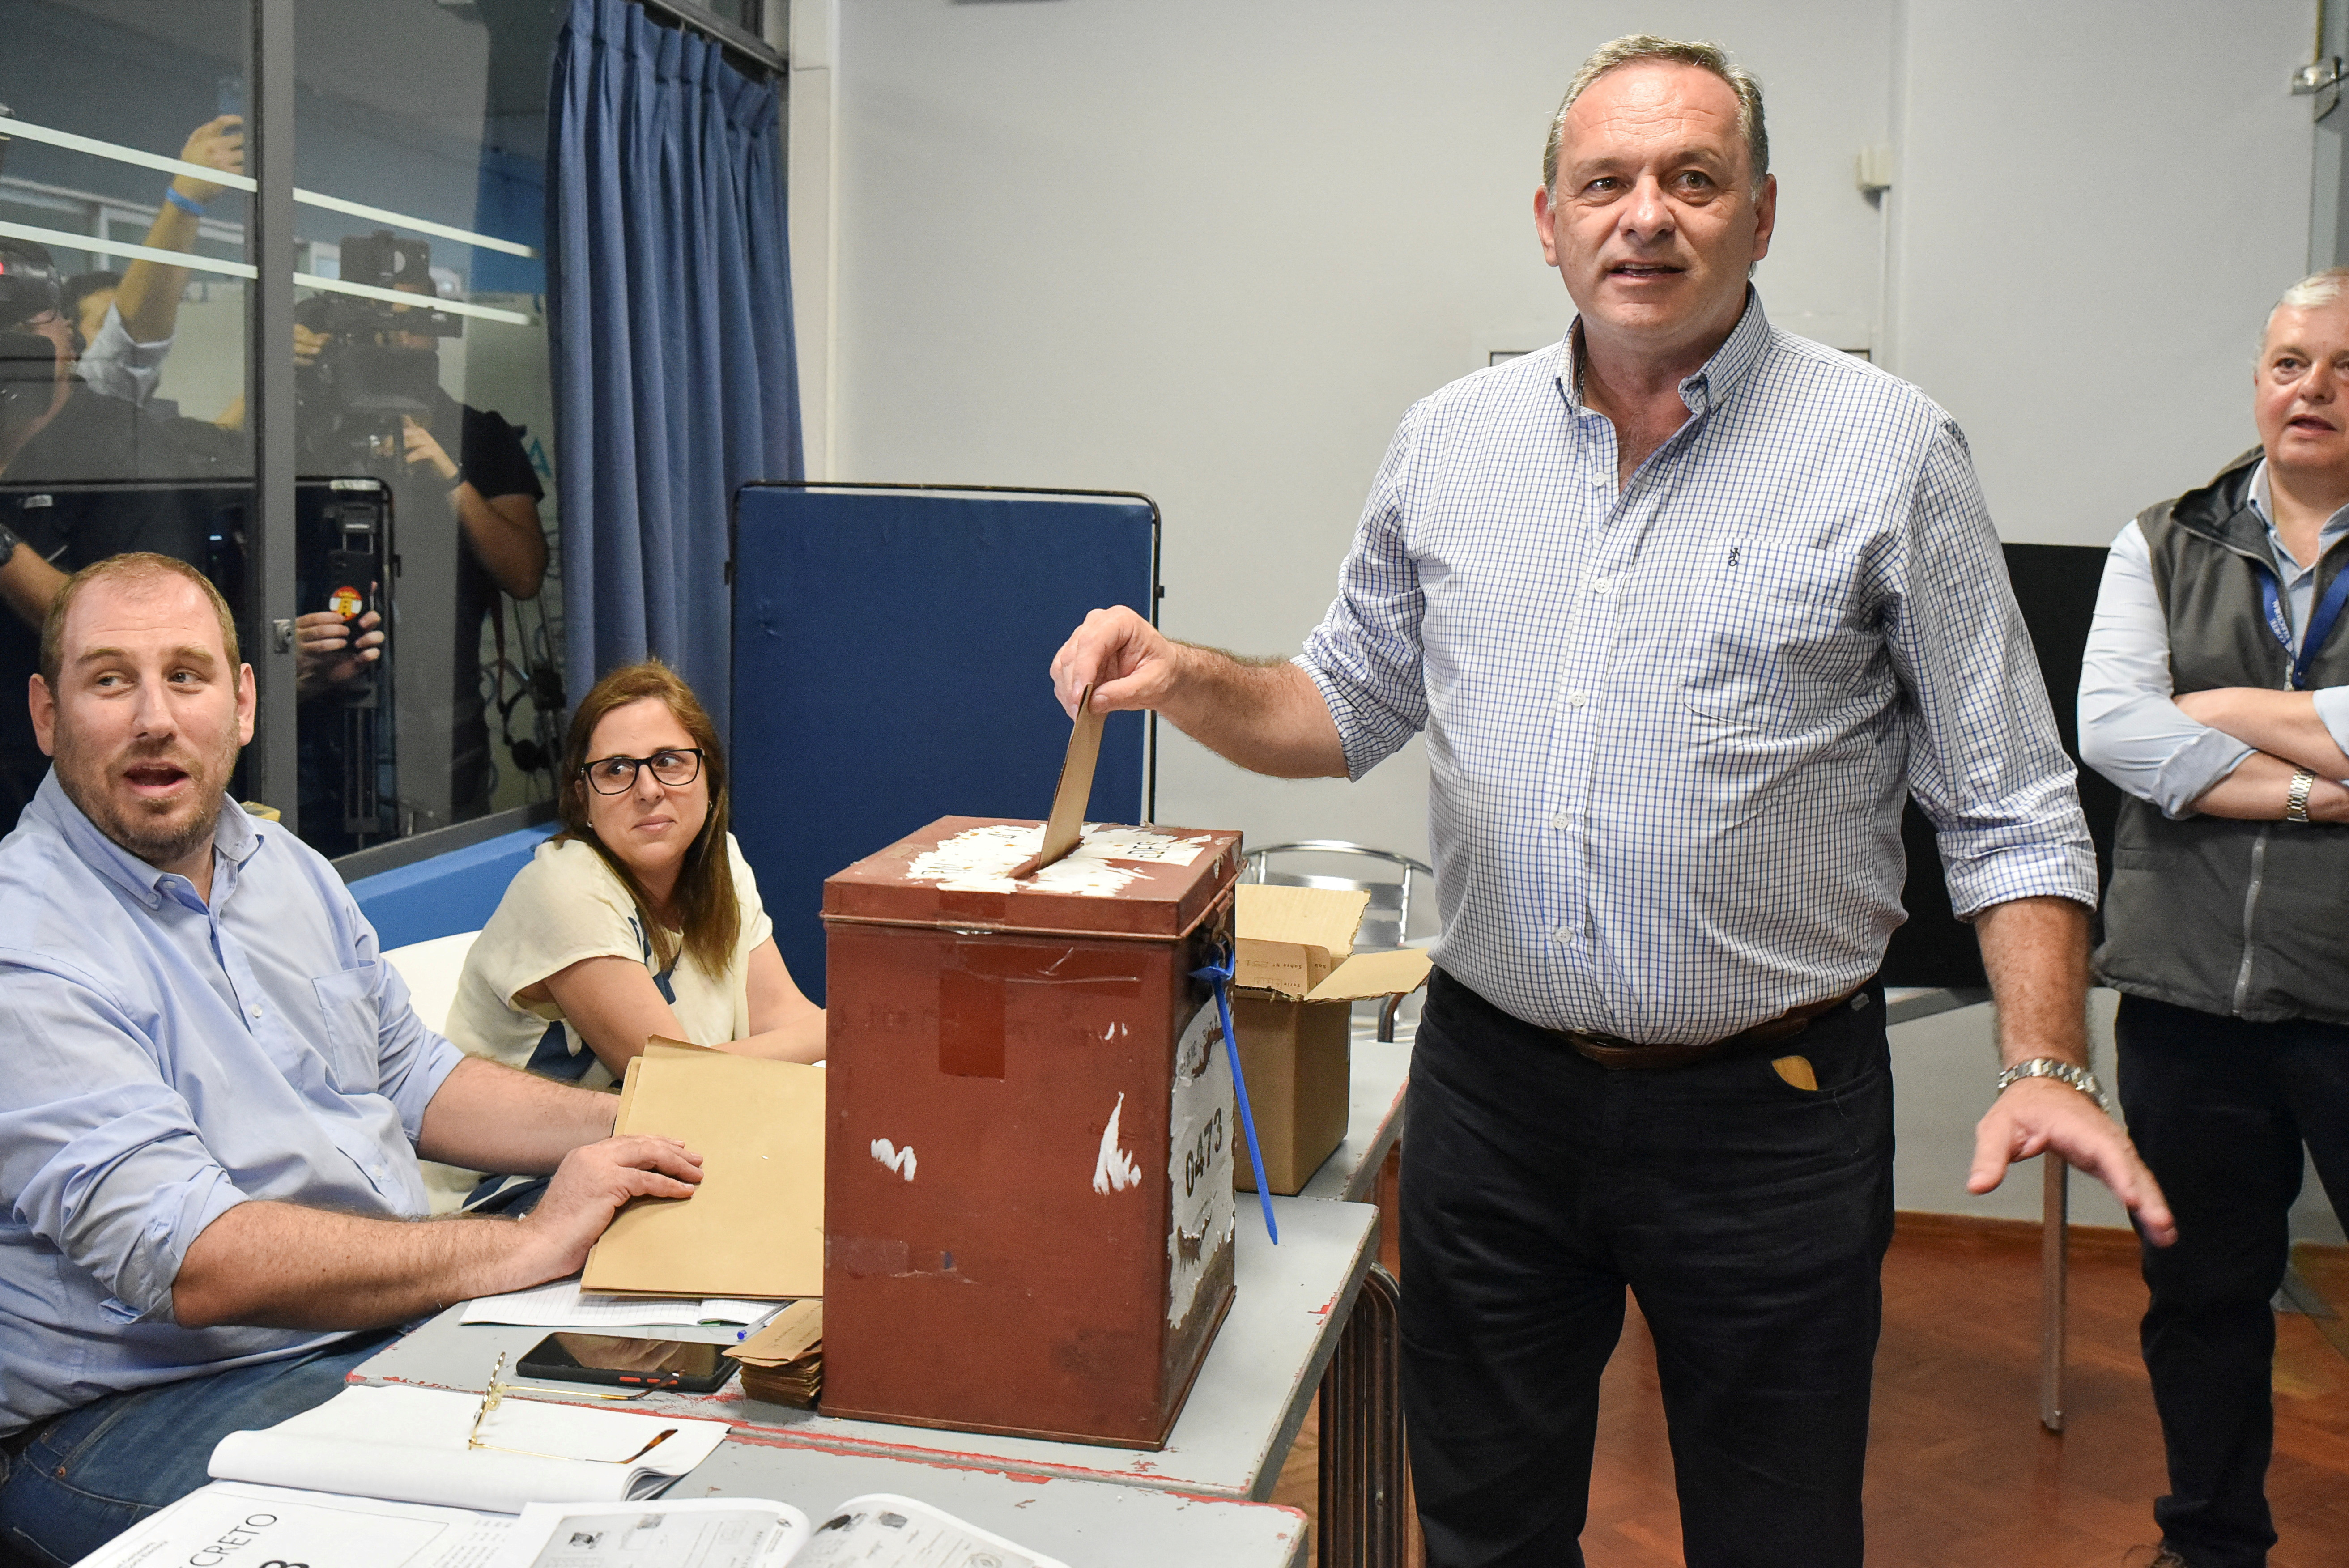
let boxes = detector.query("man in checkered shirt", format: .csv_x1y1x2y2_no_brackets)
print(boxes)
1053,34,2173,1568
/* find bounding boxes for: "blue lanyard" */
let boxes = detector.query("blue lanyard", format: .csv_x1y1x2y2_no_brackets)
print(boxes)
1191,948,1279,1245
2255,557,2349,690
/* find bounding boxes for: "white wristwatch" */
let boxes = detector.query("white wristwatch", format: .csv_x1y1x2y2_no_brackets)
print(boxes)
1995,1058,2110,1113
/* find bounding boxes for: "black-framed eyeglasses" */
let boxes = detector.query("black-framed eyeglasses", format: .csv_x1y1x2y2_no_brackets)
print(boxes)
582,748,704,794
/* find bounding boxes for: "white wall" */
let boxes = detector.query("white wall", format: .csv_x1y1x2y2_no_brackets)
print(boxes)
1886,0,2315,547
815,2,2343,1236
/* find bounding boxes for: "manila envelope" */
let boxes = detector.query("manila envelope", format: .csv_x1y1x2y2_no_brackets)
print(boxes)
582,1041,825,1299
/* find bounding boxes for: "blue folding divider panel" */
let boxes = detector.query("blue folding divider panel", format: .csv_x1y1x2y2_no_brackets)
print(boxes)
731,484,1157,1004
346,822,559,950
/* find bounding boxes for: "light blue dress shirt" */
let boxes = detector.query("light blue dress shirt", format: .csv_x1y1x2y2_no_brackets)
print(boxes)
1298,291,2096,1043
0,772,462,1436
2078,459,2349,817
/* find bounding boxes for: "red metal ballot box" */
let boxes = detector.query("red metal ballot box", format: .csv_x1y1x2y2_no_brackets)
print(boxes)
820,816,1245,1449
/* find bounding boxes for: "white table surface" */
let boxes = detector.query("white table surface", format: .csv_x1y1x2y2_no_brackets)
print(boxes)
677,1440,1309,1567
352,1194,1375,1503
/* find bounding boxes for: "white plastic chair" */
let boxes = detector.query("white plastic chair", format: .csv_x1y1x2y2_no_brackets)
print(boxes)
383,930,480,1036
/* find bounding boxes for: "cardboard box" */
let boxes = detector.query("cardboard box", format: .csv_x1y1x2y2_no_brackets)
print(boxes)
1230,883,1432,1194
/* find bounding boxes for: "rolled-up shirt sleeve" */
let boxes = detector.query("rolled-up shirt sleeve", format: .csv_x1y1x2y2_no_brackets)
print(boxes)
75,302,172,407
2314,686,2349,764
2077,518,2256,816
1298,403,1434,779
0,960,251,1322
362,939,465,1142
1889,421,2099,917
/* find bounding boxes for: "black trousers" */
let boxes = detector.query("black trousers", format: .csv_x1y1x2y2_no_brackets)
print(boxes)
2115,994,2349,1568
1400,969,1894,1568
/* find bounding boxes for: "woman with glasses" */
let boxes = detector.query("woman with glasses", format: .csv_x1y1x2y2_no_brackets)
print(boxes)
426,660,822,1209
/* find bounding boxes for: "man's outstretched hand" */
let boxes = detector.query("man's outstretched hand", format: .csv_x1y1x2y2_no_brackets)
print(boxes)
1969,1077,2175,1245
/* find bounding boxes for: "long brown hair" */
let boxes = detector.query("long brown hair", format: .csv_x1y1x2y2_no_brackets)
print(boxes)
557,659,739,977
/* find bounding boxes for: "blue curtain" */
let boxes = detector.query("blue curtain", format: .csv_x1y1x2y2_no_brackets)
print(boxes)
547,0,800,728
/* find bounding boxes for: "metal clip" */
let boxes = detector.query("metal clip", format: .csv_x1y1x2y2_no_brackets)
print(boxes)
2293,57,2345,95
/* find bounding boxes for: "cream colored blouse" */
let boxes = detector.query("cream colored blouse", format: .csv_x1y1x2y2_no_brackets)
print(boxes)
420,833,774,1210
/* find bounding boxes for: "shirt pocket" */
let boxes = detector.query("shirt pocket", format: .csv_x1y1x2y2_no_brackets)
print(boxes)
1680,541,1872,732
311,965,383,1092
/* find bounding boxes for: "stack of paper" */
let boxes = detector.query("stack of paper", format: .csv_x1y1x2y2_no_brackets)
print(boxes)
583,1041,826,1299
729,1300,823,1407
462,1275,782,1330
206,1385,730,1514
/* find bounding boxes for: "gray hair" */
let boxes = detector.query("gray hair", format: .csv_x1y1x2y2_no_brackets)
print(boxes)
1542,35,1769,197
2277,267,2349,314
2261,267,2349,354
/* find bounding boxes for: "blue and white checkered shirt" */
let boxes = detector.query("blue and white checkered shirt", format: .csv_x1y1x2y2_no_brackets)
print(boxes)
1298,291,2096,1043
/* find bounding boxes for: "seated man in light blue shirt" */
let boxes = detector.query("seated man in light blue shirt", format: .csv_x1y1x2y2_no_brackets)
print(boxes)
0,552,703,1564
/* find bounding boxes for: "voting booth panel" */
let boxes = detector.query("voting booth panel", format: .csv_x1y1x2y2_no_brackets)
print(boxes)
1880,541,2118,988
821,816,1244,1449
728,484,1157,1005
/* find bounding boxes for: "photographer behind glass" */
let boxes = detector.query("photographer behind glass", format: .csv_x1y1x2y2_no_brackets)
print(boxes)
295,232,547,820
0,237,260,829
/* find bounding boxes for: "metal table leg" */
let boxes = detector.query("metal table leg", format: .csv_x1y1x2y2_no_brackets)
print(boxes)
2040,1154,2068,1432
1319,1262,1404,1568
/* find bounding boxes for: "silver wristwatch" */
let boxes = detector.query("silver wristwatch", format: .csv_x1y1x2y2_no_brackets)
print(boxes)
1995,1058,2110,1113
2286,767,2315,824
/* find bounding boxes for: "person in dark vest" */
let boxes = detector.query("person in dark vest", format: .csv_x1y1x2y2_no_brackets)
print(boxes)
2079,266,2349,1568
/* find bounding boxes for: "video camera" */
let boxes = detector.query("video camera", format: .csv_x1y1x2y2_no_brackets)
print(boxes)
297,229,462,470
0,332,56,455
0,236,59,329
0,238,61,453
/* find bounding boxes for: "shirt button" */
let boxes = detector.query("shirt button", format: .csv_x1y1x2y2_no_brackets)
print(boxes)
1552,812,1571,831
1566,692,1588,709
248,1005,263,1020
1553,923,1573,942
1589,576,1615,595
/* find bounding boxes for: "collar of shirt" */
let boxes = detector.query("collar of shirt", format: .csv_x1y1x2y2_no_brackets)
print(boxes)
28,769,263,913
2246,458,2349,585
1560,285,1772,423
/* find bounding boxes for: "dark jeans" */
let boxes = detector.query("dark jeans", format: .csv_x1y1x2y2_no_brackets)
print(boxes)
0,1331,391,1566
1400,969,1894,1568
2115,995,2349,1568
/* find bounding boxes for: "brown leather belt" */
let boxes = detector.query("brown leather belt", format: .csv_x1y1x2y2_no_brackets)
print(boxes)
1548,986,1867,1070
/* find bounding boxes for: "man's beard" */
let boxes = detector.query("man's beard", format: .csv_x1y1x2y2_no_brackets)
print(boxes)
53,733,236,872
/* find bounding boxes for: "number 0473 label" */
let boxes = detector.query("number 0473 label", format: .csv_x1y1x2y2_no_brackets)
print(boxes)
1165,998,1235,1329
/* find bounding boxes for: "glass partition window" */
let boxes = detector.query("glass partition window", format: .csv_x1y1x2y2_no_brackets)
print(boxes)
0,0,257,829
290,0,565,852
0,0,566,854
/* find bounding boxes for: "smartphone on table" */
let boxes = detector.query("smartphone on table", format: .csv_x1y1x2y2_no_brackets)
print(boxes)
515,1332,737,1393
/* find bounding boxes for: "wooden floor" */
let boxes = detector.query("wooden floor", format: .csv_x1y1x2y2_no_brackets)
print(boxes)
1274,1172,2349,1567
